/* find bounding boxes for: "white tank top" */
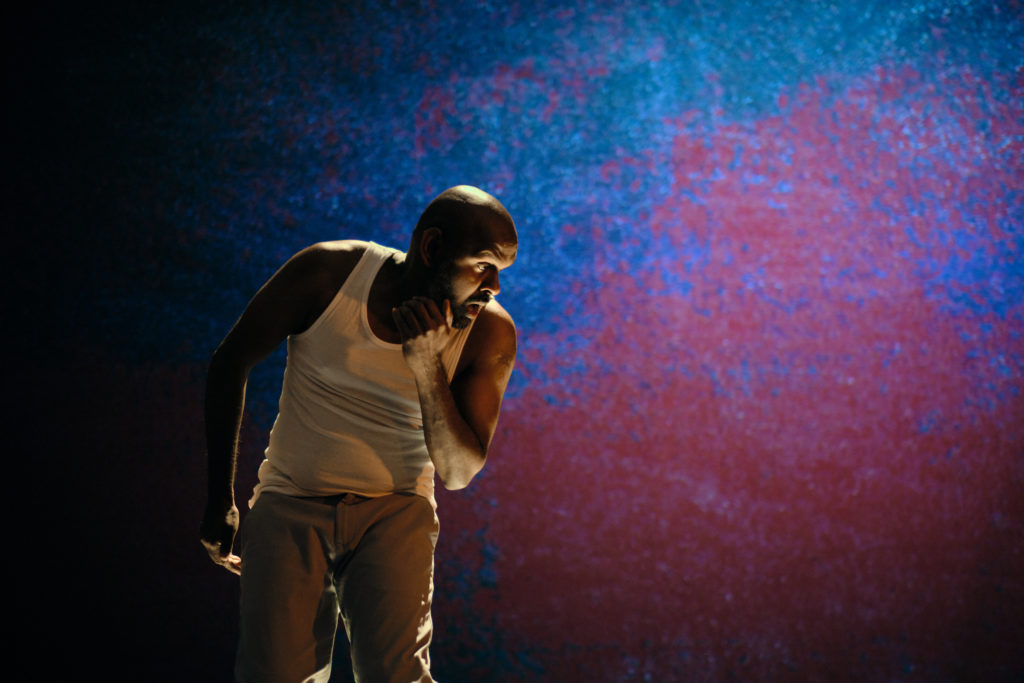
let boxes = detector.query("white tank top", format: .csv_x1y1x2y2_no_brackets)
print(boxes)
251,242,474,507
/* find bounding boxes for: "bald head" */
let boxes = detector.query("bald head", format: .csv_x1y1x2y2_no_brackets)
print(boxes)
410,185,517,266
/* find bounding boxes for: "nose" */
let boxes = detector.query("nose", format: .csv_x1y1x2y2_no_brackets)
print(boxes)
482,268,500,297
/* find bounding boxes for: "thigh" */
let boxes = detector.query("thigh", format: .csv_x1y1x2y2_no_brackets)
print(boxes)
338,494,439,683
236,493,340,683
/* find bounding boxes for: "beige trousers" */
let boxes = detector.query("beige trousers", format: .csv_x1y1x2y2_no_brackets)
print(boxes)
236,491,438,683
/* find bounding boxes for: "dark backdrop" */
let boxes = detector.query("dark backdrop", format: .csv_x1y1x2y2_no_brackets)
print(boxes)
10,1,1022,680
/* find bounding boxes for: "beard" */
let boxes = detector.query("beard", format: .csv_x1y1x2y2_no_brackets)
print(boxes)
426,260,489,329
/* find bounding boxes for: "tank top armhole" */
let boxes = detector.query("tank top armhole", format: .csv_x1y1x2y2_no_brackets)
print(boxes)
291,242,381,341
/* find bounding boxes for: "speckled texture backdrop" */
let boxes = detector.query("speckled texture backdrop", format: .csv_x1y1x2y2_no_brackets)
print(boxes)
12,1,1022,681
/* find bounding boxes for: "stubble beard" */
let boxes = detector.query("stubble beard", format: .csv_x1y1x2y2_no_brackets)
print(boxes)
427,260,474,330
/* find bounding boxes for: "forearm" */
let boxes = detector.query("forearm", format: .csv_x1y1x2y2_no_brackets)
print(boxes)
204,352,249,507
413,359,487,490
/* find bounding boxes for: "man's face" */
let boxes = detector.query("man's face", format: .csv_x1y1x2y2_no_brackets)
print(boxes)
427,241,517,329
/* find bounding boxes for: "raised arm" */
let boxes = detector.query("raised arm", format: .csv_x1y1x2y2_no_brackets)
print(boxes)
393,298,516,490
200,243,352,573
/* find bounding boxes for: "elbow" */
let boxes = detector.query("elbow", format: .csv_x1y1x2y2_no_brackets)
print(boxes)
440,473,475,491
438,454,486,491
441,477,470,491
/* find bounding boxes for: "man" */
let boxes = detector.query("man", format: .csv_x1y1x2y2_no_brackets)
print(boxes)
200,185,518,682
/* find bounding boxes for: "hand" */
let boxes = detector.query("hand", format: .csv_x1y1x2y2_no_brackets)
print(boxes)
200,502,242,575
392,296,455,374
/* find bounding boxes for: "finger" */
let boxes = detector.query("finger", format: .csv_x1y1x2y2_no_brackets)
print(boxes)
421,296,451,326
392,306,421,337
414,297,451,329
411,296,441,315
399,299,436,331
225,553,242,576
203,543,242,575
406,297,440,328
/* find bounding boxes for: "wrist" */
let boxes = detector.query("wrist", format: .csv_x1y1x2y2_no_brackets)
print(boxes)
406,351,445,379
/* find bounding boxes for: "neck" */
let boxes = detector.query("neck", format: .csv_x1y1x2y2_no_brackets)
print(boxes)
393,258,433,304
366,255,419,344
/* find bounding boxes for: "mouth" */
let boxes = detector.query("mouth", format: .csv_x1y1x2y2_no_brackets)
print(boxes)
464,298,491,316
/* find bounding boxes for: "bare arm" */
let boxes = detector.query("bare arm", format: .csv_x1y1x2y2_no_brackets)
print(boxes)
200,244,351,573
393,297,516,490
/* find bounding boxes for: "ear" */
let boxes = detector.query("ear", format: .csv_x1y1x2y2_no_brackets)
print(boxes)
419,226,443,267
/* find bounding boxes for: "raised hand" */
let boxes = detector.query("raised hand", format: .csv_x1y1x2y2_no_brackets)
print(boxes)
392,296,455,374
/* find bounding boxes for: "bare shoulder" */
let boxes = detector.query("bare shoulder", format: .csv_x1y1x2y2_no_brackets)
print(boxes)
285,239,367,287
465,300,517,367
298,239,367,270
281,240,372,331
307,238,370,255
479,299,516,335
